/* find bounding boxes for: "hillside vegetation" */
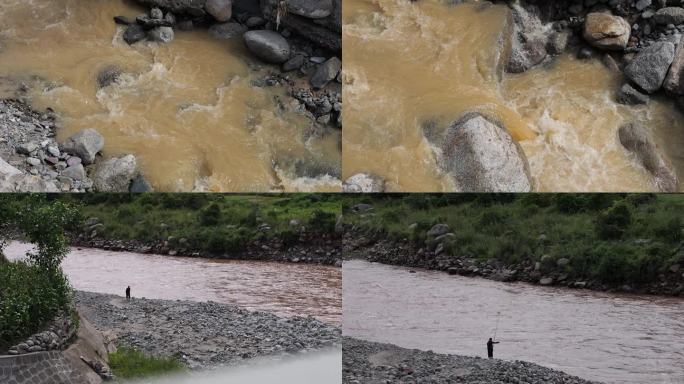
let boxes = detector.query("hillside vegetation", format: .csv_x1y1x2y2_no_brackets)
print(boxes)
343,194,684,286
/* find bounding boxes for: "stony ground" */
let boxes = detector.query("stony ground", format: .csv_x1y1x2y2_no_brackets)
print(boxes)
343,338,601,384
74,291,341,370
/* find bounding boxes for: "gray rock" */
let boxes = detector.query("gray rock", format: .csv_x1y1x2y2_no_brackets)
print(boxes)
442,112,533,192
310,57,341,89
26,157,40,166
636,0,652,11
61,164,86,181
653,7,684,25
583,13,631,50
244,30,290,63
616,83,649,105
624,42,675,93
205,0,232,22
97,66,123,88
60,129,104,165
17,142,38,155
148,26,175,43
130,174,154,193
546,30,570,55
282,55,305,72
664,34,684,95
342,173,384,193
0,157,21,176
506,4,548,73
539,277,554,285
427,224,450,238
286,0,333,19
208,22,247,39
123,24,146,45
618,123,678,192
150,7,164,19
92,154,137,192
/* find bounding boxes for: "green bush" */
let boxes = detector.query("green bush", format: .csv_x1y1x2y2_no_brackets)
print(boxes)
595,202,632,240
199,203,221,226
310,209,337,232
109,347,184,380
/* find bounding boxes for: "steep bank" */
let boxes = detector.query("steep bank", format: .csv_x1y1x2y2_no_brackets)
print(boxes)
343,338,600,384
75,291,341,371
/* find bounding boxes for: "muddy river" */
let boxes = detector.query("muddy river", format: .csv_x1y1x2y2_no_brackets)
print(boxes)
343,260,684,383
342,0,684,192
5,242,341,325
0,0,340,192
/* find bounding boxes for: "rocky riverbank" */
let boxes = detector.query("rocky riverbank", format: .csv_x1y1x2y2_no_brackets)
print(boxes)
343,337,600,384
74,291,341,371
72,217,343,266
343,222,684,296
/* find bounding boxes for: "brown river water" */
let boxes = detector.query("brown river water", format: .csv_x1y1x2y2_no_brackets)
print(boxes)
343,260,684,384
5,242,342,325
0,0,341,192
342,0,684,192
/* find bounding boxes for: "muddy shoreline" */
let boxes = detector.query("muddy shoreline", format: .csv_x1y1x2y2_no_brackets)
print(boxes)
343,337,600,384
343,229,684,297
75,291,340,371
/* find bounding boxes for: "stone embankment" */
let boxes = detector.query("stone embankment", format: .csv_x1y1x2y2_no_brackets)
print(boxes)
343,337,600,384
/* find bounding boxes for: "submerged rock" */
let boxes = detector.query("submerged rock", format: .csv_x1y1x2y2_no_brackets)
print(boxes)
582,13,630,51
148,26,175,43
618,123,678,192
60,129,104,165
243,30,290,63
123,24,146,45
624,42,675,93
343,173,384,193
92,154,138,192
442,112,533,192
616,83,649,105
96,66,123,88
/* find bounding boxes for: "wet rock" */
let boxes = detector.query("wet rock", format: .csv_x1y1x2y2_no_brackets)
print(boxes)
653,7,684,25
342,173,384,193
583,13,631,50
624,42,675,93
92,154,138,192
136,14,173,29
150,7,164,20
616,83,649,105
123,24,146,45
506,3,548,73
286,0,333,19
97,66,123,89
114,16,132,25
442,112,533,192
282,54,305,72
244,30,291,63
61,164,86,181
664,34,684,96
205,0,232,22
618,123,678,192
260,0,341,51
546,30,570,55
148,26,175,43
310,57,341,89
577,46,595,59
208,22,247,39
61,129,104,165
130,174,154,193
245,16,265,28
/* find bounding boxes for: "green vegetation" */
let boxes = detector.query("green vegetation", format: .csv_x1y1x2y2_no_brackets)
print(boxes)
343,194,684,286
0,195,81,351
109,347,185,380
65,194,342,254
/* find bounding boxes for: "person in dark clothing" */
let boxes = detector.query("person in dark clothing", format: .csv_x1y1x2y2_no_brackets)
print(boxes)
125,286,131,300
487,337,499,358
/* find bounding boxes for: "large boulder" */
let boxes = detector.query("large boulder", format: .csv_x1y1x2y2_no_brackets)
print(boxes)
60,129,105,165
664,34,684,96
624,42,676,94
342,173,384,193
618,123,678,192
286,0,333,19
582,13,630,51
243,30,290,63
505,3,549,73
205,0,232,22
0,157,59,192
653,7,684,25
441,112,533,192
92,155,138,192
260,0,341,51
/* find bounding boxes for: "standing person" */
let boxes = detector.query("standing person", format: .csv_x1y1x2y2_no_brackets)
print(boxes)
487,337,499,359
126,286,131,300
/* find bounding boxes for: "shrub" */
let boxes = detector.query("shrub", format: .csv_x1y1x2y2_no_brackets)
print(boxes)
199,203,221,226
310,209,337,232
595,202,632,240
109,347,184,379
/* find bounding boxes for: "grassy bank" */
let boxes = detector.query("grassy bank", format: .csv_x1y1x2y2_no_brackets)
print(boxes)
65,194,342,255
109,347,185,381
343,194,683,286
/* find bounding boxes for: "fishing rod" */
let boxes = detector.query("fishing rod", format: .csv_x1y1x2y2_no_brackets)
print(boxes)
493,311,501,340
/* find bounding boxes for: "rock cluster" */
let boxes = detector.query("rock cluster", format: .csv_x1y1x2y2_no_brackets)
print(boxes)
5,313,77,356
74,217,343,266
75,291,341,370
0,100,149,192
343,338,600,384
342,219,684,296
